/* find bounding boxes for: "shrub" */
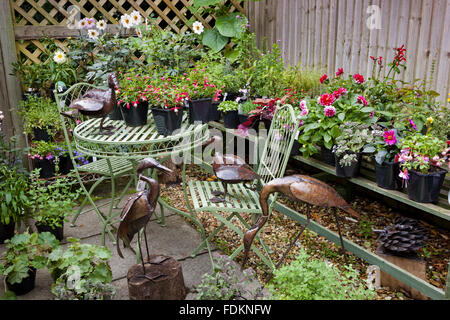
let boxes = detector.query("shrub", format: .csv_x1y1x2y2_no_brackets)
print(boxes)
267,249,375,300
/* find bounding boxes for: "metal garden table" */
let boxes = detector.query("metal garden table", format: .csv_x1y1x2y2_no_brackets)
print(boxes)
72,114,210,247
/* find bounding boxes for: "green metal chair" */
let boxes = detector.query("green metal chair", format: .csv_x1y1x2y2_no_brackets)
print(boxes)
186,104,300,270
54,83,134,245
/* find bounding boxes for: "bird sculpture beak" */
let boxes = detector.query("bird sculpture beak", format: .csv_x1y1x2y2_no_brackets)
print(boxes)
156,163,172,173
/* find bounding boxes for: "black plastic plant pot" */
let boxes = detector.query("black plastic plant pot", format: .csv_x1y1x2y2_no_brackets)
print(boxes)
321,147,336,166
58,156,74,175
290,140,302,156
374,161,401,190
262,118,272,131
0,220,15,244
238,114,248,124
406,168,448,203
35,221,64,241
222,110,240,129
32,127,52,142
108,106,124,121
188,98,212,124
122,101,148,127
335,153,362,178
34,158,55,179
151,107,183,136
225,92,239,102
7,268,37,296
209,102,221,122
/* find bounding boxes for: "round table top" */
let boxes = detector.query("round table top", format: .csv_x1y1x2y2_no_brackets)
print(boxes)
73,115,209,159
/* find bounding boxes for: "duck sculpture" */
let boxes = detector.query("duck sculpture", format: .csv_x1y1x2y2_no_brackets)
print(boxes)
116,157,172,280
242,175,361,271
63,72,119,135
204,135,261,203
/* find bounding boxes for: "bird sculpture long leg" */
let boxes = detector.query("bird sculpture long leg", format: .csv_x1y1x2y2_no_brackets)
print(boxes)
95,116,115,136
210,182,230,203
333,207,348,265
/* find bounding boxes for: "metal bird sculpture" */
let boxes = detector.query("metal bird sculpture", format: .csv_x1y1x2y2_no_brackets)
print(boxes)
204,135,261,203
376,217,427,256
242,175,361,271
116,157,172,280
62,73,119,135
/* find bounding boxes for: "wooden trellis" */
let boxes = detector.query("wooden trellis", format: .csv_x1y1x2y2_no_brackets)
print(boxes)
9,0,246,64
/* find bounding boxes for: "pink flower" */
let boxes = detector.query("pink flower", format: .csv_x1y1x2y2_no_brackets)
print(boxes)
318,93,335,106
323,106,336,117
357,95,368,106
353,73,365,84
319,74,328,84
336,68,344,77
332,87,347,99
399,169,409,180
301,109,308,116
383,130,397,145
409,119,417,130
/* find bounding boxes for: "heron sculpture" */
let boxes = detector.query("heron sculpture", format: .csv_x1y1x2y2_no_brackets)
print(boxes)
204,135,261,203
242,175,361,271
116,157,172,280
62,72,119,135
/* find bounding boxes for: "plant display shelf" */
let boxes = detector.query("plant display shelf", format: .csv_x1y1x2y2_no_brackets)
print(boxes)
207,120,450,300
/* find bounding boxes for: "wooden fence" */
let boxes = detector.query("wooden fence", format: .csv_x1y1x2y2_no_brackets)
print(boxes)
247,0,450,104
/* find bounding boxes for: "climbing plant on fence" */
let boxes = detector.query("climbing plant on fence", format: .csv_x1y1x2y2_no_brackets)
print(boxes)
9,0,246,64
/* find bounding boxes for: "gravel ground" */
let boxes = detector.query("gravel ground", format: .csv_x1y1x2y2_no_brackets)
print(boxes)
159,163,449,300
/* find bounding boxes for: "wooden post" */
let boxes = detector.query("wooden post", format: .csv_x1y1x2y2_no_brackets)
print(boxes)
127,254,187,300
0,0,27,168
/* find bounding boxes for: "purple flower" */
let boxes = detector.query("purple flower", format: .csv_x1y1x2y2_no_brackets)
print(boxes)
409,119,417,130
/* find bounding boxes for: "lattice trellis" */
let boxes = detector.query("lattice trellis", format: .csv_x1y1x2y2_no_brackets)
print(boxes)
10,0,246,64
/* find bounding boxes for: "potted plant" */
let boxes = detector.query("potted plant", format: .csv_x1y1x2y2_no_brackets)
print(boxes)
397,133,447,203
55,142,73,175
218,101,240,129
27,170,80,241
333,122,375,178
17,95,61,142
370,125,403,189
146,78,189,136
28,140,57,179
117,71,150,127
182,67,222,123
47,238,116,300
0,164,30,243
0,231,60,296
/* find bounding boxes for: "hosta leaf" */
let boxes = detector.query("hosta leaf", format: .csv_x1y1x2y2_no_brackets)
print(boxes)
202,28,228,53
215,13,246,38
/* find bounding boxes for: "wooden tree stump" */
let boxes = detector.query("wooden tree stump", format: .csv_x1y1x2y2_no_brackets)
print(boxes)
376,247,429,300
127,254,187,300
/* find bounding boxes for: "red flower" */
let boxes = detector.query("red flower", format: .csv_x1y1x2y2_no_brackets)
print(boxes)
353,73,365,84
333,87,347,99
357,95,368,106
336,68,343,77
317,93,335,106
319,74,328,83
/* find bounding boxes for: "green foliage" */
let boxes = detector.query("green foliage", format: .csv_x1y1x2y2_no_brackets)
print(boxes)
217,101,239,113
267,249,375,300
240,100,257,115
0,164,30,225
282,64,326,97
27,170,80,229
0,112,28,171
398,133,447,174
357,216,375,239
47,238,115,300
28,140,57,159
333,122,375,167
0,231,60,285
17,95,61,137
194,254,264,300
250,43,286,97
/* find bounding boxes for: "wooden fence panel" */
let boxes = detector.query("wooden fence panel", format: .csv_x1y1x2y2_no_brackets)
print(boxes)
248,0,450,104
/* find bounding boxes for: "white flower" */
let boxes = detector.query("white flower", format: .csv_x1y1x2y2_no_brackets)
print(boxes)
130,10,142,25
78,18,87,29
88,29,99,40
96,19,107,30
192,21,204,35
53,50,67,64
121,14,133,28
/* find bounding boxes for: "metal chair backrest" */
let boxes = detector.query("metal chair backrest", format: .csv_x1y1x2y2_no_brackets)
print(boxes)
53,83,107,164
256,103,300,185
